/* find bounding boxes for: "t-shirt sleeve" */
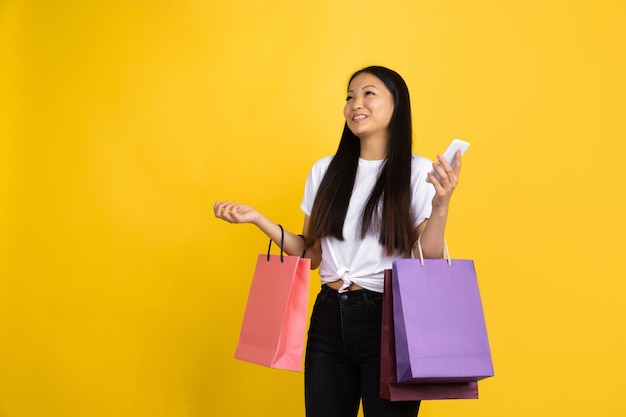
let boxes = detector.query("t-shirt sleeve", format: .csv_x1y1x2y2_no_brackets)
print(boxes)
411,155,436,228
301,156,333,216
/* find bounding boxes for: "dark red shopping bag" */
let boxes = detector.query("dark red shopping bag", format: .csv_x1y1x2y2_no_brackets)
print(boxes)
380,269,479,400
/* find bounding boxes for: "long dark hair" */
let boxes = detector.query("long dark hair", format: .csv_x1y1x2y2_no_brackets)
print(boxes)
307,66,414,256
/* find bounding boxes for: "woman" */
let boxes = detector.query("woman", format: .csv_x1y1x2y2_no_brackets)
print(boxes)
214,66,462,417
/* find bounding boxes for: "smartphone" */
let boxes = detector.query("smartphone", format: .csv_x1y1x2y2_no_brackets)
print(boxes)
427,139,470,183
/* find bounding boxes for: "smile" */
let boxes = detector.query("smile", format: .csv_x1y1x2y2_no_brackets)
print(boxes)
353,115,368,122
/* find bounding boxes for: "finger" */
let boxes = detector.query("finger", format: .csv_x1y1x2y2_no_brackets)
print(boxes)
432,160,449,183
214,201,226,217
453,149,462,171
221,203,233,216
427,171,445,194
436,153,452,171
449,151,462,186
223,203,241,222
214,201,234,219
437,153,462,188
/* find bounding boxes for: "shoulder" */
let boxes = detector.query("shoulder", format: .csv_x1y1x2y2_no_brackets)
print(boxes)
304,156,334,190
410,154,435,194
411,154,434,174
312,155,334,169
309,155,334,177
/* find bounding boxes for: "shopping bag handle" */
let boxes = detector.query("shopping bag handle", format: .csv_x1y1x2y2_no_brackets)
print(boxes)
411,235,452,266
267,224,285,263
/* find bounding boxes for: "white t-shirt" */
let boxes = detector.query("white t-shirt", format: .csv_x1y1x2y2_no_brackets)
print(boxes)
300,155,435,293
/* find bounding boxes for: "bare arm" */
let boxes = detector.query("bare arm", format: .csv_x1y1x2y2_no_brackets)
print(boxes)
301,215,322,269
214,201,320,269
414,150,462,258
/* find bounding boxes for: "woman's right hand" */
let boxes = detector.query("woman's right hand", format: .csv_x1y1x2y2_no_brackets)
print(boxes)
214,201,319,267
214,201,261,225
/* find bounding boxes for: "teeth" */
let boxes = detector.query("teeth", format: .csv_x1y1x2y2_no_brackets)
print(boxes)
353,115,367,121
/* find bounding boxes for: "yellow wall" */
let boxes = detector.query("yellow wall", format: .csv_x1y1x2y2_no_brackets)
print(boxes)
1,1,625,416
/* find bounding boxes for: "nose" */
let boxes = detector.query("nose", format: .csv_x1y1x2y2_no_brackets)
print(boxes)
351,97,363,110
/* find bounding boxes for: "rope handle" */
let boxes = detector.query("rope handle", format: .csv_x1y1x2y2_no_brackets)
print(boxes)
411,235,451,266
297,234,307,258
266,224,285,263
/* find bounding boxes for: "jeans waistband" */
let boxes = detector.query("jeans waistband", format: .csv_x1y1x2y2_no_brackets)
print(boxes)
319,284,382,306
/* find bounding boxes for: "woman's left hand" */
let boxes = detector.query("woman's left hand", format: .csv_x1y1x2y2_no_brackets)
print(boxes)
427,150,462,209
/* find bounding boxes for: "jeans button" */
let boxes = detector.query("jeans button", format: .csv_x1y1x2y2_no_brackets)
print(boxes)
340,294,348,301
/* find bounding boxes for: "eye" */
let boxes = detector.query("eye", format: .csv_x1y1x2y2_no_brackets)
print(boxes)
365,91,375,96
346,95,353,101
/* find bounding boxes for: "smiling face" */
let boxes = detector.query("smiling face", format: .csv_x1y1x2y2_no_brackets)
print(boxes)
343,72,395,143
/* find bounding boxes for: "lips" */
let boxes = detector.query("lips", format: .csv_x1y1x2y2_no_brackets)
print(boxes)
353,114,368,122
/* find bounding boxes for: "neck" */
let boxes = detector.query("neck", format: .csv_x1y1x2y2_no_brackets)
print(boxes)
359,134,388,160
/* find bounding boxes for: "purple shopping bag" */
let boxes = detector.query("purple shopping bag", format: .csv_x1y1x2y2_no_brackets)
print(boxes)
380,270,479,400
392,243,494,384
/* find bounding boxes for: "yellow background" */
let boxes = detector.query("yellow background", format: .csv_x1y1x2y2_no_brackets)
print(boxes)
1,1,625,416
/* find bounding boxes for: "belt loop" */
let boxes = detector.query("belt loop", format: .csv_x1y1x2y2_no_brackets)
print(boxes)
319,284,331,304
361,290,371,306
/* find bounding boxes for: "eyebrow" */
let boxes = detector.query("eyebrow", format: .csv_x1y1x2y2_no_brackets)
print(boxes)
347,84,379,93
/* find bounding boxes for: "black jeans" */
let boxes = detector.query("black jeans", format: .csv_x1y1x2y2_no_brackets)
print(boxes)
304,285,420,417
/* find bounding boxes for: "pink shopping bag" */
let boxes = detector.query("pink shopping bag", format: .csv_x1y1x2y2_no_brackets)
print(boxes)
380,269,479,401
235,226,310,371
